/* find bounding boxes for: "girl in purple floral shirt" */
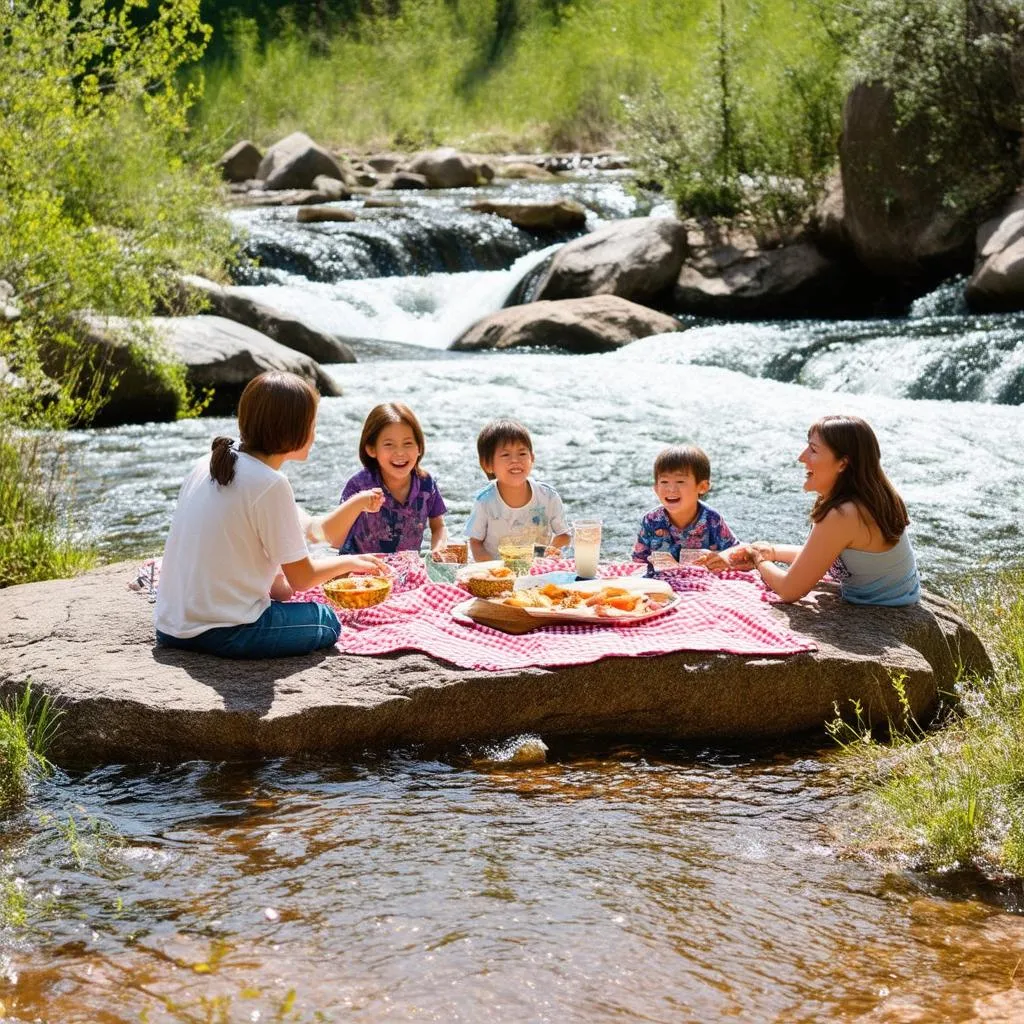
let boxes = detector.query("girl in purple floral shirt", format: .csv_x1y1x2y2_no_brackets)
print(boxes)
339,403,449,556
632,444,739,574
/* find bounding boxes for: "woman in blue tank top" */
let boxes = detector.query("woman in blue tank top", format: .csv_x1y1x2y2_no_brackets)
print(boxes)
708,415,920,606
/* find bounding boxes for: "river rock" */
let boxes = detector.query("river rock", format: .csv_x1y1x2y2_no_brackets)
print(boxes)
450,295,681,353
532,217,689,306
179,276,356,364
216,140,262,183
366,155,403,173
0,563,991,762
257,132,352,191
296,206,358,224
226,188,330,208
377,171,429,191
496,161,559,181
672,226,856,319
839,81,1012,278
406,147,488,188
74,315,340,424
470,199,587,232
966,193,1024,312
311,175,350,201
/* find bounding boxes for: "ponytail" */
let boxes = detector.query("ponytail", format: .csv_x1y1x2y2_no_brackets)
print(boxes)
210,436,237,486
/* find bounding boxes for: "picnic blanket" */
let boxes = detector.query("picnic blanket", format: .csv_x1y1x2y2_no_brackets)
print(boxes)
295,557,816,671
136,555,816,671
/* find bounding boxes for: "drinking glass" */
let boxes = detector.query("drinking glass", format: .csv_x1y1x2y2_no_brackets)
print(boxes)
572,519,602,578
498,533,534,576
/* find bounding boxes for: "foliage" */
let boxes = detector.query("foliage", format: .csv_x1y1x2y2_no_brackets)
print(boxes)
848,0,1023,220
0,1,239,584
0,428,98,588
0,0,238,430
622,0,847,226
191,0,847,157
829,568,1024,877
0,685,58,815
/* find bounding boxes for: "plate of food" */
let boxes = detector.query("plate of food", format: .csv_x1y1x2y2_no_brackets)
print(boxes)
454,577,678,632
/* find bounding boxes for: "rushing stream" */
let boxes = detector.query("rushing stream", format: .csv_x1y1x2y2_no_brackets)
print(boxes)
5,173,1024,1022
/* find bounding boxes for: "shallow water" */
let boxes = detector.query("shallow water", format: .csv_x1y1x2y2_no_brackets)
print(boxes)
6,744,1024,1023
6,173,1024,1020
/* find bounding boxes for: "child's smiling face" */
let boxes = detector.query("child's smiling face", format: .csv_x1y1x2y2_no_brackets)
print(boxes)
484,440,534,489
654,469,709,526
366,421,421,481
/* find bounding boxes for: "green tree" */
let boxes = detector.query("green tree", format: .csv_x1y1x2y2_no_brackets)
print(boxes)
0,0,239,585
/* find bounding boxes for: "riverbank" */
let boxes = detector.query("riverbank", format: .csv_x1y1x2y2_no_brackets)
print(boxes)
831,566,1024,878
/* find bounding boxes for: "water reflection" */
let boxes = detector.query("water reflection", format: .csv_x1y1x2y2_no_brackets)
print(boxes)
6,745,1024,1022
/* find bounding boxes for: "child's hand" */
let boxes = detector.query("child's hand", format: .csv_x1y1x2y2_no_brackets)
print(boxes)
359,488,385,514
342,554,389,575
696,550,732,572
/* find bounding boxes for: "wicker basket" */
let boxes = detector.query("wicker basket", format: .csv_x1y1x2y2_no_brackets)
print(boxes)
464,571,516,598
322,575,393,610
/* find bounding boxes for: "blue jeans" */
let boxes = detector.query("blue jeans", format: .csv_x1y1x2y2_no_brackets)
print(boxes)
157,600,341,659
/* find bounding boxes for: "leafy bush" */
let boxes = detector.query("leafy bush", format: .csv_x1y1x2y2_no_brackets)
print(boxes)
0,0,238,428
622,0,847,226
0,0,239,584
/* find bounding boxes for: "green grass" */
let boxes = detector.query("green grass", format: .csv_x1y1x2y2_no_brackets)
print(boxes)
829,568,1024,877
0,685,58,815
190,0,847,154
0,429,97,589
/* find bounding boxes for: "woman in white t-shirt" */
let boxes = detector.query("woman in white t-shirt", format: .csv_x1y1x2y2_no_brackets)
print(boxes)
155,371,386,658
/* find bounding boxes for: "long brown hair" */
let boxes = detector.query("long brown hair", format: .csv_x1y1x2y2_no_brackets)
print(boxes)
210,371,318,485
358,402,427,477
809,415,909,543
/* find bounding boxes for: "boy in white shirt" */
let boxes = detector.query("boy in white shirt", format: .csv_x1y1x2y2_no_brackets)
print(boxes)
466,418,570,562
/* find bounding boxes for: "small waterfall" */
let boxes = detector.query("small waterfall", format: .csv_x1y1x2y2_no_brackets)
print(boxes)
233,244,563,351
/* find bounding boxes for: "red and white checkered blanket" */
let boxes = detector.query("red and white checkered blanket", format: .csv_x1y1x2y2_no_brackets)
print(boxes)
138,554,815,671
295,558,816,671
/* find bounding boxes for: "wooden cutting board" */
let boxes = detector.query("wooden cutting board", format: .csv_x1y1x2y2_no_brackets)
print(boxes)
461,598,541,634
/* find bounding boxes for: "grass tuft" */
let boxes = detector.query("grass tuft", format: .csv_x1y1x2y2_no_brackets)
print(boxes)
0,684,59,815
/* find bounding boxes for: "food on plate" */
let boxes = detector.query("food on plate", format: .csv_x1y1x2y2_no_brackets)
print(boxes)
464,565,517,597
322,574,393,610
501,582,670,618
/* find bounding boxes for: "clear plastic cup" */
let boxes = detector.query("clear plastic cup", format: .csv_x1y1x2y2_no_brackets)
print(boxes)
572,519,602,578
497,533,534,576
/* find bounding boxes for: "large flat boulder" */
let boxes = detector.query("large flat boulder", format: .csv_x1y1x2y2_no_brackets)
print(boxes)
450,295,681,353
672,226,857,319
0,562,991,763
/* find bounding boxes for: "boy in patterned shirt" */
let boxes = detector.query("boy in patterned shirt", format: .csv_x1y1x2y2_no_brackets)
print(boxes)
632,444,738,574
